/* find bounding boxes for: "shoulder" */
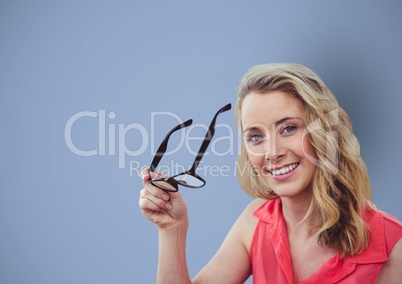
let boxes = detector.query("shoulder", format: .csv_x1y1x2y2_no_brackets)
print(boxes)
191,199,268,283
370,209,402,283
236,198,273,226
381,210,402,237
371,208,402,250
233,198,269,250
234,198,266,227
242,198,267,217
374,236,402,283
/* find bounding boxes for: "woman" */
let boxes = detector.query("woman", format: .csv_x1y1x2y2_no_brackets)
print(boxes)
139,63,402,283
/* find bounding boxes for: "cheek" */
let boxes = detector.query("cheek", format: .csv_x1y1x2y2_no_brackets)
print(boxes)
303,137,316,158
247,152,264,168
282,134,306,157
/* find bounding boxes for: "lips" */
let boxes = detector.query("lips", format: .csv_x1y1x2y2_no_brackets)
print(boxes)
268,162,300,176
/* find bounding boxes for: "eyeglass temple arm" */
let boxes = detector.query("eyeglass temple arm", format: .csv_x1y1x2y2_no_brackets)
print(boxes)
149,119,193,172
189,103,232,172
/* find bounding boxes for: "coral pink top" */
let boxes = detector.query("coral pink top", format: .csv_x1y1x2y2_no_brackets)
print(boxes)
250,199,402,284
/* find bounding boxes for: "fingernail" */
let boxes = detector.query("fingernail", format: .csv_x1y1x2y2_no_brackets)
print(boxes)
165,203,172,210
162,194,169,201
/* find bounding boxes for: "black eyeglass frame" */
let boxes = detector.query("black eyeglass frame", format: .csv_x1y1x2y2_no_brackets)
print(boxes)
148,103,232,192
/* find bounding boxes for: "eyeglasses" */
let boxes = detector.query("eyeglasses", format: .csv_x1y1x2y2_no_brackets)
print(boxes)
148,103,232,192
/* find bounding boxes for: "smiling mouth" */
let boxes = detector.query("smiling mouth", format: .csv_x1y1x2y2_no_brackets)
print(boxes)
268,163,300,176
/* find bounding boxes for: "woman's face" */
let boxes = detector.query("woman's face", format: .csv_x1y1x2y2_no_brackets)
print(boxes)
241,91,317,199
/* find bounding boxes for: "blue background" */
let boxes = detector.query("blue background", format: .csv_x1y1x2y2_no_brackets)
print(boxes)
1,1,401,283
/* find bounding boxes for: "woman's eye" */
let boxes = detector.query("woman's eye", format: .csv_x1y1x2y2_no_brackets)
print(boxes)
247,134,264,143
282,125,297,134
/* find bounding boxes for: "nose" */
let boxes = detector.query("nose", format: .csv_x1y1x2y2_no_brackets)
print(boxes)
264,134,284,162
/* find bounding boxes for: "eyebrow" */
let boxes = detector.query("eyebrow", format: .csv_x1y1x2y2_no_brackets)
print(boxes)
243,117,303,133
276,116,303,125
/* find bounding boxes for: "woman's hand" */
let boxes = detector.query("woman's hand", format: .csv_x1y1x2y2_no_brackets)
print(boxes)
139,168,188,230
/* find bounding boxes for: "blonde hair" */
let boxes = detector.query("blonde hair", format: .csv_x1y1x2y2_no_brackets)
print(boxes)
235,63,373,257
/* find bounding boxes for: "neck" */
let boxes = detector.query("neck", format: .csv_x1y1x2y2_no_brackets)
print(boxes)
281,189,318,239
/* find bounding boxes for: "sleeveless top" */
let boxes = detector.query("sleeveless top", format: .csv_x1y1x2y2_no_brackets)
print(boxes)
250,199,402,284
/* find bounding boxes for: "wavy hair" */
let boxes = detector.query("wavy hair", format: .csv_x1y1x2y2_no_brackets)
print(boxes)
235,63,373,257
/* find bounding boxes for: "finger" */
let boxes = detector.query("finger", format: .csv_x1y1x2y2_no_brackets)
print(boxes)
153,170,168,178
140,188,172,210
141,167,168,182
141,169,160,185
139,194,163,213
140,167,151,182
143,179,172,201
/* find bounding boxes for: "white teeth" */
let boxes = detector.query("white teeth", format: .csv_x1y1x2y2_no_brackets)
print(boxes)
270,163,299,176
